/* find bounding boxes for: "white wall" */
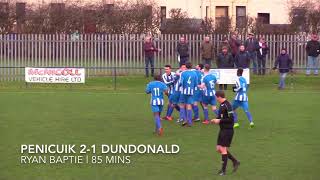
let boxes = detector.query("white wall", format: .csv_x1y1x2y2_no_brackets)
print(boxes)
157,0,211,18
247,0,290,24
209,0,290,25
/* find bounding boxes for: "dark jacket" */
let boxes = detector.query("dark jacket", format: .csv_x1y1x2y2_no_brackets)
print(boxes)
217,53,234,68
201,42,214,59
274,54,293,73
144,42,158,58
177,42,189,57
235,51,250,68
306,40,320,57
257,42,269,58
244,38,259,52
229,38,241,55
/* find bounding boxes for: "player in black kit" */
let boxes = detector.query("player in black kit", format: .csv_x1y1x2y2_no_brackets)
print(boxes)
211,90,240,176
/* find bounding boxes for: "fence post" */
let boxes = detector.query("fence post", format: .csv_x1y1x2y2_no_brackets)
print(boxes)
113,66,117,91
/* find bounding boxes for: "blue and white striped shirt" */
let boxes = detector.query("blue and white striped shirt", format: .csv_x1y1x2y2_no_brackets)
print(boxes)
162,72,175,95
179,70,198,95
201,74,217,96
173,70,182,93
145,81,168,105
234,76,248,101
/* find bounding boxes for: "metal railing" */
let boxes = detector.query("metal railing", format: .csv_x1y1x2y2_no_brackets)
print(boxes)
0,33,315,81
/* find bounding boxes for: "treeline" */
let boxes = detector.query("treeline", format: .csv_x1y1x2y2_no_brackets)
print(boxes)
0,0,319,34
0,1,159,34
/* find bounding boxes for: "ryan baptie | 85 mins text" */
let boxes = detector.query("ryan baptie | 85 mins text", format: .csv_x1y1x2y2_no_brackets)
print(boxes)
20,144,180,165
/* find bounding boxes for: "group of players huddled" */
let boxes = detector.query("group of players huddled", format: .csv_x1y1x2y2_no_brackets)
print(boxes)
146,62,253,133
146,62,254,175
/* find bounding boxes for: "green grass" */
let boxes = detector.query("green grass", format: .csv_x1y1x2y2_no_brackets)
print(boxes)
0,75,320,180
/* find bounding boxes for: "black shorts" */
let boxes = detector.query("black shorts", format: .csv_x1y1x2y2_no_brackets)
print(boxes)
217,129,234,147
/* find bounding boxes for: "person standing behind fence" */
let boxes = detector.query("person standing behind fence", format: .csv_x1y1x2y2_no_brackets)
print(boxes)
306,33,320,76
256,37,269,75
201,36,215,66
217,46,234,90
234,45,250,69
144,36,161,78
219,36,231,53
273,48,293,90
229,33,241,58
177,37,190,66
244,33,259,74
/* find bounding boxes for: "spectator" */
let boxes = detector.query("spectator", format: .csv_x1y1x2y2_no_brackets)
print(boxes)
229,33,241,58
257,37,269,75
273,48,293,90
217,46,234,90
144,36,160,77
235,44,250,69
244,33,259,74
219,36,231,52
306,33,320,76
201,36,215,66
177,36,189,66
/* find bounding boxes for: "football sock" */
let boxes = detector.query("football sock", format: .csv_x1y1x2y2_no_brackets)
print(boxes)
192,105,199,119
245,111,253,123
166,106,174,117
187,109,193,125
233,111,238,123
227,151,237,163
221,154,228,172
165,105,170,117
155,115,161,129
175,105,180,112
179,107,186,121
204,108,209,120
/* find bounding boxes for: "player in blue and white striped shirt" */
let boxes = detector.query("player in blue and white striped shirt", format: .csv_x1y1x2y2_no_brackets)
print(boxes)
162,65,178,121
199,64,219,124
232,69,254,128
192,64,204,122
146,75,168,136
170,64,187,123
179,62,198,126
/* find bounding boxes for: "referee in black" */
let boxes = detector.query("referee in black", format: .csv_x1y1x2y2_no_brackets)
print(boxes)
211,90,240,175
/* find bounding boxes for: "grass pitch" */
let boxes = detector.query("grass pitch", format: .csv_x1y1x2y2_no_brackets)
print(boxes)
0,74,319,180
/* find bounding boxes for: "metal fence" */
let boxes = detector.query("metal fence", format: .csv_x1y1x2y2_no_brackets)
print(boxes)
0,33,311,81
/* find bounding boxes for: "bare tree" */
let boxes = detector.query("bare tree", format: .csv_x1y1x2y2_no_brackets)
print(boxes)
162,8,191,34
94,0,160,34
234,16,255,36
201,17,215,34
0,2,15,33
288,0,320,32
24,4,50,33
215,17,231,34
63,2,83,33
